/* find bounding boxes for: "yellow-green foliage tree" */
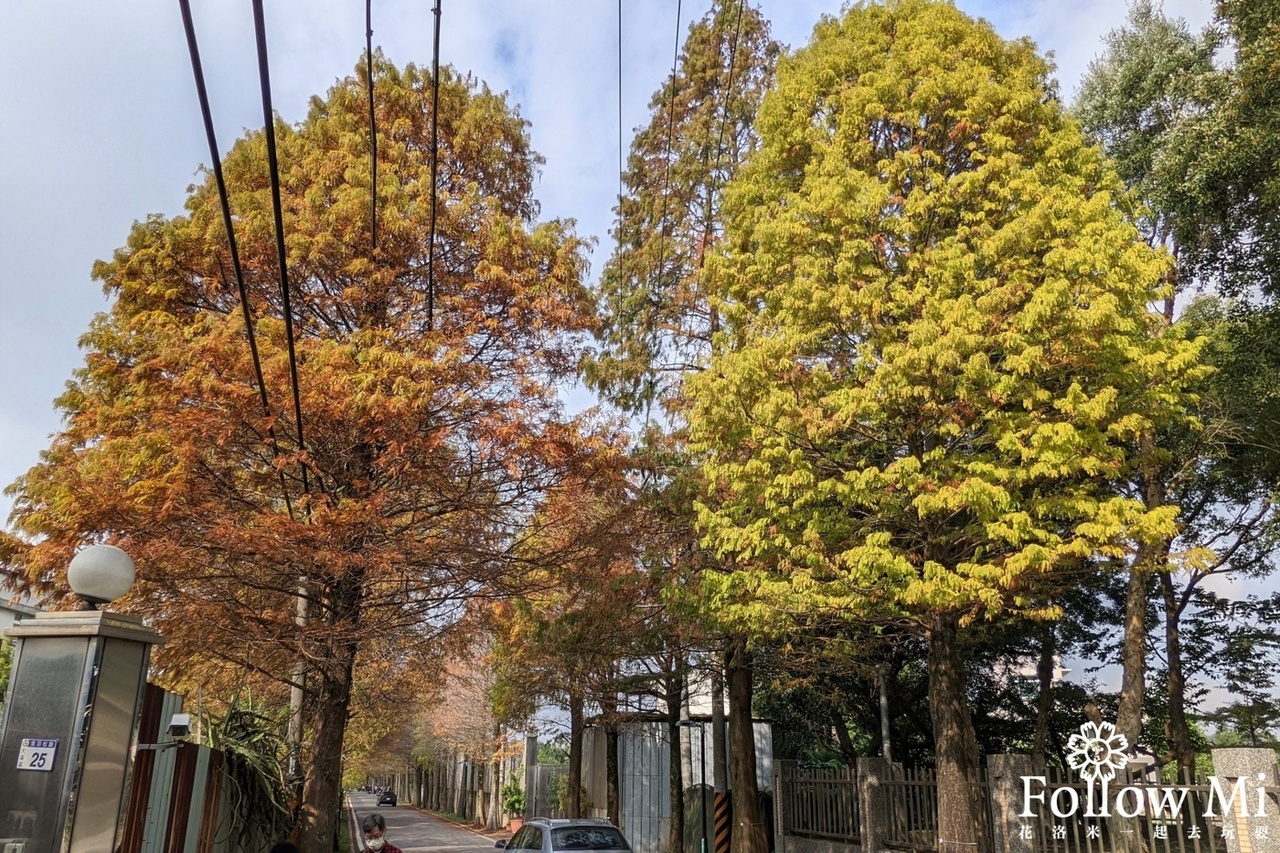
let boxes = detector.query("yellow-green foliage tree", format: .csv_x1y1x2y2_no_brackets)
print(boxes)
685,2,1206,849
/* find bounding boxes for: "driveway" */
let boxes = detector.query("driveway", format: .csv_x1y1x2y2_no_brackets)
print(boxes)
347,791,506,853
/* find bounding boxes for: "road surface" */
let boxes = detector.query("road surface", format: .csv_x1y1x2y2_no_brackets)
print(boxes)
347,791,506,853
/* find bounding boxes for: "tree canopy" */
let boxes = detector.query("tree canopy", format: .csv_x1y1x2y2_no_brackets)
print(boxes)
4,56,608,849
685,1,1206,848
10,4,1280,851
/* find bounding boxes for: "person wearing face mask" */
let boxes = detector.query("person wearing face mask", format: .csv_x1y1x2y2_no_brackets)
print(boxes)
361,813,404,853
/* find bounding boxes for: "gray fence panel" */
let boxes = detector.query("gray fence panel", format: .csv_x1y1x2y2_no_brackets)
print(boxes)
534,764,569,818
621,722,671,853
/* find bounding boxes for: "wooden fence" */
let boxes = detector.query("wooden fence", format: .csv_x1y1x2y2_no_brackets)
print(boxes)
881,766,943,852
779,764,861,843
119,684,277,852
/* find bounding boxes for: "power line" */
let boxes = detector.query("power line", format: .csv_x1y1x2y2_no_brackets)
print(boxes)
639,0,684,423
251,0,313,501
710,0,748,208
366,0,379,254
699,0,749,282
618,0,624,212
427,0,442,332
176,0,296,519
180,0,312,790
653,0,684,311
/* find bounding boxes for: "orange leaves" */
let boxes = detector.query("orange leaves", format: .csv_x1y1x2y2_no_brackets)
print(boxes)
4,57,616,768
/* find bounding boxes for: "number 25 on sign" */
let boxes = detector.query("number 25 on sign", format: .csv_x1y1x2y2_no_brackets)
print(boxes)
16,738,58,771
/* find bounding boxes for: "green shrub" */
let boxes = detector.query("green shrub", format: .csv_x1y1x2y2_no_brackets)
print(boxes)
551,774,591,815
502,774,526,815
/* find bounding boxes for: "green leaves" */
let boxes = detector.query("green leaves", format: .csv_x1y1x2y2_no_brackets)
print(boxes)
588,0,780,418
688,0,1206,633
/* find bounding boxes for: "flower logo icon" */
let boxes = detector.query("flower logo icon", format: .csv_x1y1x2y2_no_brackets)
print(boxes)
1065,721,1129,782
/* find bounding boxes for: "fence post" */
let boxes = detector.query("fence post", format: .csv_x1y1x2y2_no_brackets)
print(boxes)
525,736,539,821
1210,748,1280,853
986,755,1035,853
773,760,792,853
859,757,893,853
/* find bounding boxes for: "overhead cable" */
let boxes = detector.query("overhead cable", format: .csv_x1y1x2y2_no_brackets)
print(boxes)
427,0,443,332
710,0,748,203
700,0,749,273
251,0,313,500
653,0,684,305
618,0,624,210
176,0,296,519
366,0,379,253
637,0,684,424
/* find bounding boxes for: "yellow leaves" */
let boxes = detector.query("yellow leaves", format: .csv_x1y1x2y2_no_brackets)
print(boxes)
1169,546,1218,576
684,0,1215,645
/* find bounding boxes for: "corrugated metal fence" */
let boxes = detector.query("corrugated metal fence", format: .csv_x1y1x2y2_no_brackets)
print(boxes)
120,683,274,852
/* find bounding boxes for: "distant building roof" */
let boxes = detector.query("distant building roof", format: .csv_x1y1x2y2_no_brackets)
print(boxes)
0,583,41,632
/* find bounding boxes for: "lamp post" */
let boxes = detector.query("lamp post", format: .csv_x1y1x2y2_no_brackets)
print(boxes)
0,545,161,852
678,720,708,853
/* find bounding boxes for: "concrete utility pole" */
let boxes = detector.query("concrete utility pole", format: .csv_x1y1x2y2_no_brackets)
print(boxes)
287,582,308,784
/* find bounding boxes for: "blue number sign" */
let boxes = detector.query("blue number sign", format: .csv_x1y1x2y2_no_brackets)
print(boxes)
16,738,58,771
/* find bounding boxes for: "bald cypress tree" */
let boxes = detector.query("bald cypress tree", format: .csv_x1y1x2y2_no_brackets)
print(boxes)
687,2,1206,849
588,6,781,853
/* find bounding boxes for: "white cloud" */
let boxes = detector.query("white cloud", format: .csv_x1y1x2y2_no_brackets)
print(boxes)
0,0,1221,532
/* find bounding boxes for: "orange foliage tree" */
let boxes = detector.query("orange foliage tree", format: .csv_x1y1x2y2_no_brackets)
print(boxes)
489,467,654,821
4,57,610,851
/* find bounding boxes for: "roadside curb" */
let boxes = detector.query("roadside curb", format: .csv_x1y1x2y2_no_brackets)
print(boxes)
344,793,364,853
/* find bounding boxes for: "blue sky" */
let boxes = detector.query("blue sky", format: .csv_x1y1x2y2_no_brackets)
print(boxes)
0,0,1222,687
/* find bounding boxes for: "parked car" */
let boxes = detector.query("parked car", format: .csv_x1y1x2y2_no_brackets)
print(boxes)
498,818,631,853
378,789,397,807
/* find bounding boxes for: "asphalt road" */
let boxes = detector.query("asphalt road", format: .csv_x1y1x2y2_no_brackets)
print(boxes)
347,792,505,853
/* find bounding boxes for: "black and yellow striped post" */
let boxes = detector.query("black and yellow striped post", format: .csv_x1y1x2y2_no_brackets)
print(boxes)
714,791,732,853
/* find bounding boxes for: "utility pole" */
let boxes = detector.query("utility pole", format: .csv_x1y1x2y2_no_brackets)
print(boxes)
879,665,892,762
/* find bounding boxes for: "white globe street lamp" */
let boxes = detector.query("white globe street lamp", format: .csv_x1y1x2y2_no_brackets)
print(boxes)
67,543,136,606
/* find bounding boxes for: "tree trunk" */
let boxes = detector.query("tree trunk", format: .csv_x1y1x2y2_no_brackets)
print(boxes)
490,727,502,829
568,692,585,817
727,638,767,853
1160,572,1196,776
1115,563,1151,748
1032,626,1055,765
599,689,621,825
606,721,621,825
294,632,357,853
667,663,686,853
1116,436,1166,751
833,711,858,765
927,613,985,853
455,751,465,817
878,666,892,762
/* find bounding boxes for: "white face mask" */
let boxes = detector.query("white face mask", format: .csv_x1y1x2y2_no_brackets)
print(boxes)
367,838,386,851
